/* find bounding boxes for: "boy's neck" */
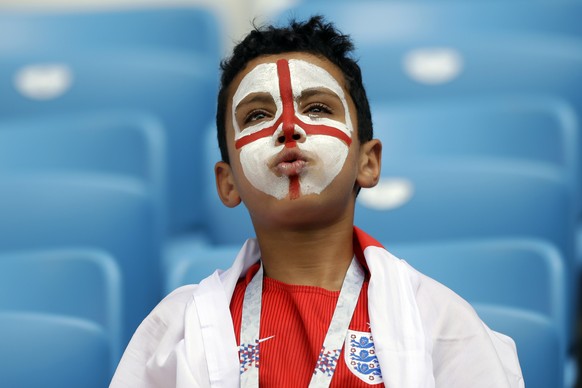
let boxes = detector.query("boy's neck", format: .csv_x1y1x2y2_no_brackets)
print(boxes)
255,223,354,291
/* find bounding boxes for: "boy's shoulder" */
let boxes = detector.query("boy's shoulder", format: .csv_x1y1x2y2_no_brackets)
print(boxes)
110,284,202,387
151,284,198,322
125,284,198,352
402,261,486,336
400,261,523,386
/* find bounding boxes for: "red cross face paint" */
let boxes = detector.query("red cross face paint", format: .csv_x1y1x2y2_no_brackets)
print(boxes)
232,59,354,200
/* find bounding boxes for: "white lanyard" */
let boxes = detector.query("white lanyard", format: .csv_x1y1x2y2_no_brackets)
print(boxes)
239,257,365,387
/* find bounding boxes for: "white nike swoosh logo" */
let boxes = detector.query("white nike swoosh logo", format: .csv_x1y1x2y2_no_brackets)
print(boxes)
258,335,275,343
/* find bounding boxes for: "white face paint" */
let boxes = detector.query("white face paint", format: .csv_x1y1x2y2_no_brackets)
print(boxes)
231,59,354,199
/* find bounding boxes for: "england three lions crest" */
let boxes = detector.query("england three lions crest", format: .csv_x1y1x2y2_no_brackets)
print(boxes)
345,329,383,385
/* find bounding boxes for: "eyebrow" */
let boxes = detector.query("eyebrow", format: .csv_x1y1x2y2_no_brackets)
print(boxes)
299,88,342,102
235,93,274,113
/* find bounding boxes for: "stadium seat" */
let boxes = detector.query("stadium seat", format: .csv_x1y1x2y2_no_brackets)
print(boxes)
0,312,111,388
0,7,221,53
0,7,222,235
475,304,563,388
0,249,122,373
165,244,241,294
371,95,579,196
0,112,167,225
279,1,582,40
0,175,162,346
358,96,577,257
0,112,168,347
356,162,574,261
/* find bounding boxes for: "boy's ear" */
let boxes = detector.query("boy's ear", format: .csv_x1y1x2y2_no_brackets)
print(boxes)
215,161,242,208
356,139,382,189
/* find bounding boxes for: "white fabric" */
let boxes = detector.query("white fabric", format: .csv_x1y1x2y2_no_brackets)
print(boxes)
110,236,524,388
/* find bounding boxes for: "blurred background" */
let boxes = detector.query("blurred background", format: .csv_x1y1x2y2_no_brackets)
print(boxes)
0,0,580,387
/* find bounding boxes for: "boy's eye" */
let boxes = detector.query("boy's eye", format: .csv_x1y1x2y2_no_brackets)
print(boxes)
305,103,333,117
244,110,270,124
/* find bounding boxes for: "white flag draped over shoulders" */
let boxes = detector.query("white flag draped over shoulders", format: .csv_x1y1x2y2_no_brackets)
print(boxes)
110,227,524,388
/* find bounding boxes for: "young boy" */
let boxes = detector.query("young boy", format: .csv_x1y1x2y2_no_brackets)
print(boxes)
111,16,523,387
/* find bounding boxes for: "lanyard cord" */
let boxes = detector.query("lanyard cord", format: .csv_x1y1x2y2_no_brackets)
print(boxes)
239,257,365,387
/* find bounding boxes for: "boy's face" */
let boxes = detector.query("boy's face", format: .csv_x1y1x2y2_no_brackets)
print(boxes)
231,55,354,200
216,52,380,227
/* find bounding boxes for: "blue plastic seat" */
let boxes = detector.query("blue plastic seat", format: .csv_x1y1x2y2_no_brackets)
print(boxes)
366,96,578,258
279,1,582,41
0,112,168,347
0,312,111,388
356,162,574,259
372,95,579,194
0,111,167,221
0,7,221,53
0,175,162,346
165,244,241,293
358,96,577,262
475,304,563,388
0,7,222,235
0,249,122,374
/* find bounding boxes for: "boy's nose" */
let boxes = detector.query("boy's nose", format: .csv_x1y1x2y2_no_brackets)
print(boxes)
276,124,306,147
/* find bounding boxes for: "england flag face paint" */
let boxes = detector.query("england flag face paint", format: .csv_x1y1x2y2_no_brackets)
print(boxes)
231,58,354,200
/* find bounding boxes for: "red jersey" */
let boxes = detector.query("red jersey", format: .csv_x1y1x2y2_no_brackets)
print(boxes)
230,263,384,387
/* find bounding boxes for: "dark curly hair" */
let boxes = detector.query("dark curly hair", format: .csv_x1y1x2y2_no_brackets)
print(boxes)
216,15,373,163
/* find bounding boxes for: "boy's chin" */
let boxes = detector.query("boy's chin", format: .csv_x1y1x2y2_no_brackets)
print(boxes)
278,190,324,203
266,192,347,225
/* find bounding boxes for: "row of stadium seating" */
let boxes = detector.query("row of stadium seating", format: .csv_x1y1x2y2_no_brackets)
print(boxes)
0,1,581,386
0,7,222,385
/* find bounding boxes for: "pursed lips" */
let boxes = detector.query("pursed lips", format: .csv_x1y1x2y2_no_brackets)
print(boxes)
270,148,309,177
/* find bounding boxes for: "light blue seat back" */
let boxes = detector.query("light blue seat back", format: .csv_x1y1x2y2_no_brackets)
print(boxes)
166,245,241,293
366,97,578,262
356,162,574,260
0,175,161,345
0,312,111,388
389,238,568,352
0,7,221,53
0,113,167,345
0,7,222,234
356,36,582,127
475,305,563,388
0,112,167,218
373,96,579,196
280,1,582,39
0,249,122,373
